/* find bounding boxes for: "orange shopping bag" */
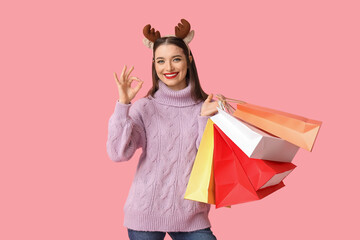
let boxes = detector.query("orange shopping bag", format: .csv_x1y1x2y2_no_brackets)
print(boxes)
217,95,322,152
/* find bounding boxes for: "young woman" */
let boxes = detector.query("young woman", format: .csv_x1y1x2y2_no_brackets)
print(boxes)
107,19,218,240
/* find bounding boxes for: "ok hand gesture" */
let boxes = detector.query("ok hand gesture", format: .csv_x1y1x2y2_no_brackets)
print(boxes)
114,65,144,104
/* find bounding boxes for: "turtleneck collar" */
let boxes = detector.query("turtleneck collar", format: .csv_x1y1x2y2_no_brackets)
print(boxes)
152,80,200,107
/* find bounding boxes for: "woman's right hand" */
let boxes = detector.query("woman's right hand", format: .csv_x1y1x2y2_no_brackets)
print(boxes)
114,65,144,104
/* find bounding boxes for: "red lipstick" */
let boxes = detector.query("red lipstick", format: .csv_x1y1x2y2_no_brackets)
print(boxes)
164,72,178,79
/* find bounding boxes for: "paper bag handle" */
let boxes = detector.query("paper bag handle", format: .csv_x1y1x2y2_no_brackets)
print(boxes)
215,94,246,114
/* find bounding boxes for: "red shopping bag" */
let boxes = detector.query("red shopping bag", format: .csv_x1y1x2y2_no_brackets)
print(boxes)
213,124,286,208
229,136,296,191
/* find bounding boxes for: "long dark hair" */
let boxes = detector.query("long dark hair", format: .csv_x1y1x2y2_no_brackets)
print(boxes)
145,36,208,102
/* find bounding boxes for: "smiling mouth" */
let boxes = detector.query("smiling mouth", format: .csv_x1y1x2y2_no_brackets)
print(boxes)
164,72,178,79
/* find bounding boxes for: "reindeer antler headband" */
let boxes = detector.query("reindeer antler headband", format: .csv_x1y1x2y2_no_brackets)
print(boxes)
142,19,195,54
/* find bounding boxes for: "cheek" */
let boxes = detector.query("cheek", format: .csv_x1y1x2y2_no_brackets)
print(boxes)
177,62,185,70
181,64,188,74
155,65,162,74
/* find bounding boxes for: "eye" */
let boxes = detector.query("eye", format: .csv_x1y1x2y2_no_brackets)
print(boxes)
157,60,165,64
173,58,181,62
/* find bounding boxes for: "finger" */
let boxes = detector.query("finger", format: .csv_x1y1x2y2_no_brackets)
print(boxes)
128,78,133,86
114,72,120,85
133,80,144,94
120,65,127,83
121,65,127,77
210,101,219,112
209,105,219,114
125,66,134,81
128,76,141,87
211,108,219,115
201,107,218,117
205,93,213,103
210,101,219,108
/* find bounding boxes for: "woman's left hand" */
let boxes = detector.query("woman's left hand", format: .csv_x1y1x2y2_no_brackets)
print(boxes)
201,94,219,116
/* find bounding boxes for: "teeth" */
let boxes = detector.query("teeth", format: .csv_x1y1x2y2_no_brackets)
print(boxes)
165,73,177,77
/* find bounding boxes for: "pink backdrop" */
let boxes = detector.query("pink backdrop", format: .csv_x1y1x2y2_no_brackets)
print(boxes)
1,0,359,239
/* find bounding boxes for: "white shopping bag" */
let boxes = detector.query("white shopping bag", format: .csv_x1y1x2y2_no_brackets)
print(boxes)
210,108,299,162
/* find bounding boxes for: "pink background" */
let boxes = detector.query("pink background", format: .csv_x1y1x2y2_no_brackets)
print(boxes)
1,0,359,239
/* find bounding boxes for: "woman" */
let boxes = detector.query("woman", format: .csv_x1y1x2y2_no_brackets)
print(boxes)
107,19,218,240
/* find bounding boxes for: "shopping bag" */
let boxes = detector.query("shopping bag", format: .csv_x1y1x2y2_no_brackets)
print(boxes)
233,102,322,152
217,123,297,191
211,108,298,162
213,124,285,208
184,119,215,204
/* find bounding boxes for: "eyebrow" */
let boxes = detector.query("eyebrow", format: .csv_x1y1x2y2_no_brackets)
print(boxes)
155,55,183,60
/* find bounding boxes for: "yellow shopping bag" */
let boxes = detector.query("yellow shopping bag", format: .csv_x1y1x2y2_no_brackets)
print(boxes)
184,119,215,204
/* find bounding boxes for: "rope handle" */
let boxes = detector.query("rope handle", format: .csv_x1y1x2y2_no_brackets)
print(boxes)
215,94,246,114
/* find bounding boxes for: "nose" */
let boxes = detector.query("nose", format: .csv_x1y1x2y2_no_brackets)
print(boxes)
165,60,174,72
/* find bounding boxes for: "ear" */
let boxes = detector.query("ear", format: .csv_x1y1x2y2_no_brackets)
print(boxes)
189,55,193,63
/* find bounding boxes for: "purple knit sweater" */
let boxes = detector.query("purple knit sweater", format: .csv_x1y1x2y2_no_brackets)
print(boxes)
106,80,211,232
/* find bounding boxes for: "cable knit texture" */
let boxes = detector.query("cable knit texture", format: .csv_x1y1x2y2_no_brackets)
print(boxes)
106,80,211,232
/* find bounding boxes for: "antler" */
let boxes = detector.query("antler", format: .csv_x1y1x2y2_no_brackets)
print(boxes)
175,19,191,39
143,24,161,42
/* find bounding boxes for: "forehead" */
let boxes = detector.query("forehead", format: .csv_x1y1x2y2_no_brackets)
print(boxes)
154,44,185,58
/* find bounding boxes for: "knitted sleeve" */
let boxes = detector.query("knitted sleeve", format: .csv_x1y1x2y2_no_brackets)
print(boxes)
106,100,146,162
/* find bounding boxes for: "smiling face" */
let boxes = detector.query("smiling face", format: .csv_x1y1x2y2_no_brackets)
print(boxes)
154,44,192,91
